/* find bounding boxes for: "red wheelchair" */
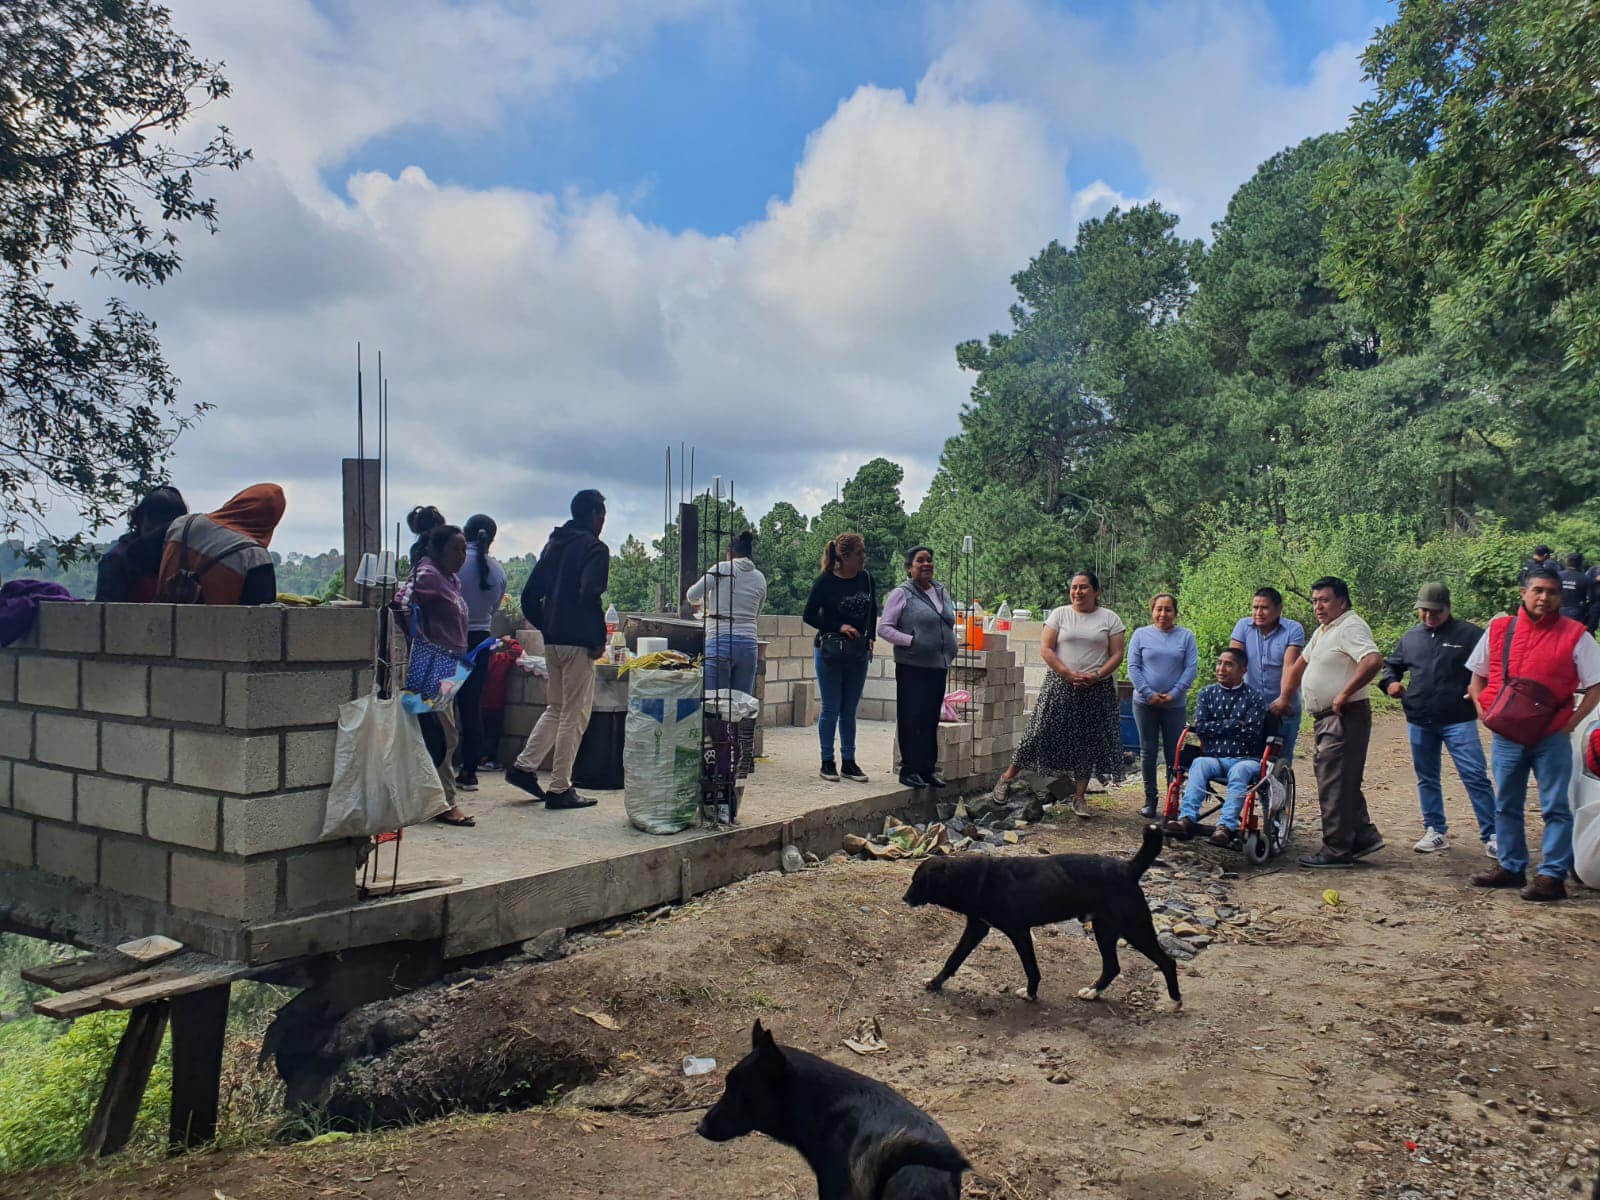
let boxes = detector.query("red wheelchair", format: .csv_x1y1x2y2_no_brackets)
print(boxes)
1159,726,1297,864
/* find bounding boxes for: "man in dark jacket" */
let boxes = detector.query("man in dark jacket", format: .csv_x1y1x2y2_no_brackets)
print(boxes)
1520,545,1557,584
506,490,610,809
1559,553,1590,623
1380,583,1497,856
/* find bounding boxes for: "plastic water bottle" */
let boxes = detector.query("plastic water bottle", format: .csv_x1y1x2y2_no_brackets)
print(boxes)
992,601,1012,634
605,604,619,638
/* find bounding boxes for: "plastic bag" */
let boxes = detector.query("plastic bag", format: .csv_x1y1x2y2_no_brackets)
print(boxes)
704,688,760,722
624,669,703,834
940,689,971,722
1573,720,1600,888
323,692,449,837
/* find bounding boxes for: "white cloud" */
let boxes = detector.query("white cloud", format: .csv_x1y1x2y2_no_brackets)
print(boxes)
61,0,1372,563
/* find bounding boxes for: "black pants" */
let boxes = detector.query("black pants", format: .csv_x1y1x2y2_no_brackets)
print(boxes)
895,663,948,777
419,712,446,767
452,629,493,778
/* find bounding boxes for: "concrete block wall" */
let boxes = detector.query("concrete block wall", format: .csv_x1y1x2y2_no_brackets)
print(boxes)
0,603,374,958
891,639,1028,785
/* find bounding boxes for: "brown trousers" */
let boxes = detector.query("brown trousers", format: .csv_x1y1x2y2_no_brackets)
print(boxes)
514,644,598,792
1312,700,1380,857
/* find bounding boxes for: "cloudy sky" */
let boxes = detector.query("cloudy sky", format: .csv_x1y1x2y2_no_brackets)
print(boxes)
113,0,1392,557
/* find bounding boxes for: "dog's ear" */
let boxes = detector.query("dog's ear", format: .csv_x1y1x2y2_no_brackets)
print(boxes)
751,1019,771,1052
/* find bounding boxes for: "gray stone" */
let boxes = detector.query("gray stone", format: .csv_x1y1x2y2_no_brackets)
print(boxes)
103,604,174,656
35,601,101,652
36,823,98,883
172,730,278,794
101,722,172,781
220,790,328,855
80,660,149,717
520,928,567,961
224,669,355,730
0,811,34,866
150,666,225,725
0,652,15,703
17,656,78,709
0,706,33,759
101,837,169,903
169,850,276,919
12,763,74,820
175,606,284,662
76,775,145,835
283,729,337,788
34,713,99,770
282,841,361,911
145,786,221,850
284,607,378,662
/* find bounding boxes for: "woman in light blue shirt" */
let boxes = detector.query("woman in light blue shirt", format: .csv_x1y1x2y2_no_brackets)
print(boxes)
1127,593,1198,818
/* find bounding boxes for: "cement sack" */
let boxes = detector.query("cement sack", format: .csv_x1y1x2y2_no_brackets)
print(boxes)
324,692,449,837
1573,719,1600,888
624,669,703,834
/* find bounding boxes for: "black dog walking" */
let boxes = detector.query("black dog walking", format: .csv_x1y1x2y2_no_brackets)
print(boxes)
904,824,1181,1008
698,1021,969,1200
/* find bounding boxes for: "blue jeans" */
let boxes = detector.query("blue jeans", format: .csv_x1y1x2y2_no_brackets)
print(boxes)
1279,706,1302,763
815,648,869,762
706,634,758,694
1133,701,1186,809
1491,730,1575,880
1408,720,1497,840
1181,757,1261,830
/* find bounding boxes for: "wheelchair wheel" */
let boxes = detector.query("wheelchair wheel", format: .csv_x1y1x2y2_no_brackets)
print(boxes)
1269,767,1296,855
1243,830,1271,864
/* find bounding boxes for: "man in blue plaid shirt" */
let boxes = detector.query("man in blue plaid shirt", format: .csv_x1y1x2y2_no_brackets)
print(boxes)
1167,646,1272,846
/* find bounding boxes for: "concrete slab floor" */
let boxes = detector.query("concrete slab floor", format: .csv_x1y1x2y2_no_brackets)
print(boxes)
390,721,931,889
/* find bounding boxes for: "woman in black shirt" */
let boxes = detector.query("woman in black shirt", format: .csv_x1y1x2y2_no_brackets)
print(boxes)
803,531,877,782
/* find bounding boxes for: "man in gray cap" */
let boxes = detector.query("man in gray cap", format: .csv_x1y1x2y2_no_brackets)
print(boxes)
1379,584,1497,855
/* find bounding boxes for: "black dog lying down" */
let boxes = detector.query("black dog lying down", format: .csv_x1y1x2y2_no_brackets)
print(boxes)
698,1021,969,1200
903,824,1181,1008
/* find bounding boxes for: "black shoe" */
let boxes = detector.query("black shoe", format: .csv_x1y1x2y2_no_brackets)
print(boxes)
1299,850,1355,869
1350,834,1385,860
544,788,597,810
1139,804,1157,819
820,760,840,782
899,771,929,789
927,771,948,789
505,765,544,800
841,760,869,782
454,773,479,792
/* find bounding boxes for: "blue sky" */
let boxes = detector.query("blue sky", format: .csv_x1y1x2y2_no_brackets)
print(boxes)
337,1,1390,238
133,0,1395,556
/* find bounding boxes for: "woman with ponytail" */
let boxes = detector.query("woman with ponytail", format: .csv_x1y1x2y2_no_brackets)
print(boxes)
802,531,876,782
454,514,507,789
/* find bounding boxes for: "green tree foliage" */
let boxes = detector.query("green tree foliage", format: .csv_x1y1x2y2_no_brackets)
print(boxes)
1323,0,1600,372
756,500,812,614
604,534,655,612
1,0,248,564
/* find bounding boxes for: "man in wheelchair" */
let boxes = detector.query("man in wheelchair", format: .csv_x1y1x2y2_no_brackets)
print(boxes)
1167,646,1274,847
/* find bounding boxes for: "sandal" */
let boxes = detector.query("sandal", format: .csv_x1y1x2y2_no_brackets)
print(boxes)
435,811,477,827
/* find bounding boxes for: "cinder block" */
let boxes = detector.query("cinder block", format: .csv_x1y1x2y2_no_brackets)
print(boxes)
34,713,98,770
221,789,328,855
36,823,98,883
284,729,337,788
172,730,279,795
101,837,168,902
76,775,145,834
80,661,149,717
777,659,801,681
175,606,284,662
755,615,780,638
145,786,220,850
103,604,174,656
35,601,101,652
861,677,896,702
0,707,33,759
503,704,541,738
285,607,378,662
225,670,355,730
858,699,884,721
101,722,171,781
12,764,74,820
150,665,224,724
0,653,14,703
0,810,32,865
169,851,275,919
778,615,805,636
282,841,360,911
17,656,79,709
0,761,9,806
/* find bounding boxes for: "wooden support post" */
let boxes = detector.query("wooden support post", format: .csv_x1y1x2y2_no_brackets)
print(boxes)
84,1003,170,1157
677,501,698,618
168,982,231,1149
342,457,381,604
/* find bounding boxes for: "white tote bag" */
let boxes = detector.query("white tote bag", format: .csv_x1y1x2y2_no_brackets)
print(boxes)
323,690,449,838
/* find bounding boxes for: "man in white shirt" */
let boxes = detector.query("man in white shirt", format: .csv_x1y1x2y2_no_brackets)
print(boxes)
1283,577,1385,868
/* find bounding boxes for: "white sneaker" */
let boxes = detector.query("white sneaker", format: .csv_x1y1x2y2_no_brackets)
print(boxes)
1483,835,1499,860
1412,829,1448,853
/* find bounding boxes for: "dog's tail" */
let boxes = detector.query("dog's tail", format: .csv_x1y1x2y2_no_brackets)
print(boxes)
1127,823,1163,879
850,1129,970,1200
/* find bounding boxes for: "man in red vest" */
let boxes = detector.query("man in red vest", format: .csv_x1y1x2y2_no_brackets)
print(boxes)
1467,566,1600,900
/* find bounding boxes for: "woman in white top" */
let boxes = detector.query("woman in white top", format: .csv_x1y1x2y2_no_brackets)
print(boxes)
991,571,1127,818
687,529,768,694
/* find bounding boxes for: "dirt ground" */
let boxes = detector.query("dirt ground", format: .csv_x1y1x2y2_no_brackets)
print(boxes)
9,714,1600,1200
